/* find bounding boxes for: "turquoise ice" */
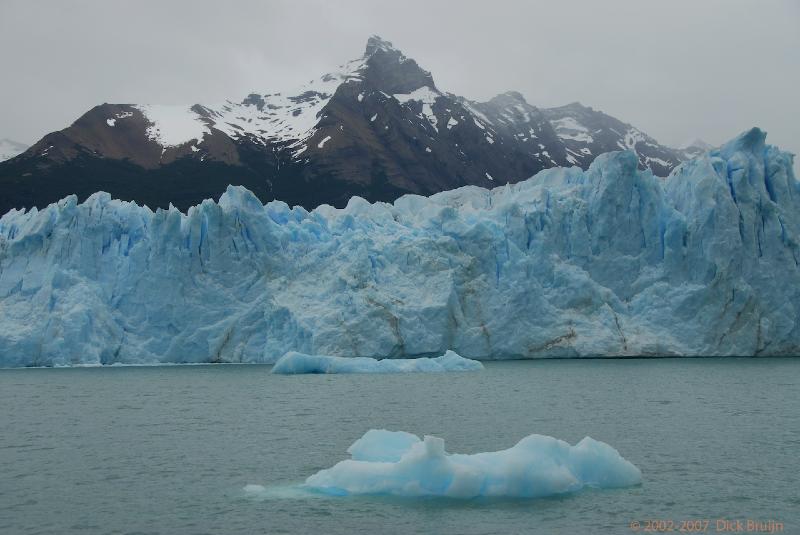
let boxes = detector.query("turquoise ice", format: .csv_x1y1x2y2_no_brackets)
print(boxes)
305,429,642,498
271,350,483,374
0,128,797,366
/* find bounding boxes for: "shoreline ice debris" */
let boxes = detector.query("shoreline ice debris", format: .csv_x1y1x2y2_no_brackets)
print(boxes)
305,429,642,498
1,128,798,366
271,350,483,374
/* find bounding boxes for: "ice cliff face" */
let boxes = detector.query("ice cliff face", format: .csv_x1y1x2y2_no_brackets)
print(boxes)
0,128,797,366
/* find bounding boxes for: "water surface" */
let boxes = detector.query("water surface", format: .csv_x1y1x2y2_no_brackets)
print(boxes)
1,359,798,534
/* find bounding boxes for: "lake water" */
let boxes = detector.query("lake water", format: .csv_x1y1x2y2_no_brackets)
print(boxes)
1,359,798,534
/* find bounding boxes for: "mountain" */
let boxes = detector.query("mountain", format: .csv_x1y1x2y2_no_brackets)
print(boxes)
0,138,28,162
678,138,714,159
0,128,797,366
0,36,685,215
541,103,682,175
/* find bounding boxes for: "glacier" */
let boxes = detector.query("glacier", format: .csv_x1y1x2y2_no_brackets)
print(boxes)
304,429,642,498
271,350,483,374
0,127,798,366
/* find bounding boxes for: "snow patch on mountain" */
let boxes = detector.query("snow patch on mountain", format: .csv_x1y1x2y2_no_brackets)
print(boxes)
127,53,369,155
134,104,211,147
620,128,646,150
459,100,493,126
393,86,440,106
394,86,441,132
550,117,593,143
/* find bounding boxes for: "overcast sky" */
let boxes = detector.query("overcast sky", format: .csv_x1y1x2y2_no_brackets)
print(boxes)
1,0,798,161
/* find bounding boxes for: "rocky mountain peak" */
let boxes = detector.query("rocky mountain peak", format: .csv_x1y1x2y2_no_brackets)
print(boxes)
557,101,594,115
676,137,715,159
364,35,398,56
486,91,537,111
681,138,713,150
490,91,528,104
360,35,435,94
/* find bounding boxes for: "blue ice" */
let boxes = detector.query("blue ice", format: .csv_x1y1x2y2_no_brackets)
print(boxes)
1,128,798,365
271,350,484,374
305,429,642,498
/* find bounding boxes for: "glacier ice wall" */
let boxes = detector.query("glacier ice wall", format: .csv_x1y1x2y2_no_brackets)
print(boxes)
0,128,798,366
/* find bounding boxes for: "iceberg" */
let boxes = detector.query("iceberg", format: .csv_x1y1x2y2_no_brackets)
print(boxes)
304,429,642,498
0,128,798,366
271,350,483,374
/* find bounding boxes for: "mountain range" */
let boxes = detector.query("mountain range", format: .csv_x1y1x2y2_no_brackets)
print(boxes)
0,36,696,215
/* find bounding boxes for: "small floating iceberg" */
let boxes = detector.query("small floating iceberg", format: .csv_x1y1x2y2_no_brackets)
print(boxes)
271,350,484,375
305,429,642,498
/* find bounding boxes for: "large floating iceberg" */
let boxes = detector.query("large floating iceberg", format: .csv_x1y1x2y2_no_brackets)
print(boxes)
304,429,642,498
271,350,483,374
0,128,798,366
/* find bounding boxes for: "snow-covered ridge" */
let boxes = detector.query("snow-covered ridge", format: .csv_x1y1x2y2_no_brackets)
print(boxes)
110,37,410,152
0,128,797,366
114,54,369,152
209,55,367,150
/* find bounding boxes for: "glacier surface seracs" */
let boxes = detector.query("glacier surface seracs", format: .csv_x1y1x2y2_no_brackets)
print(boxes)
0,128,798,366
304,429,642,498
271,350,483,374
